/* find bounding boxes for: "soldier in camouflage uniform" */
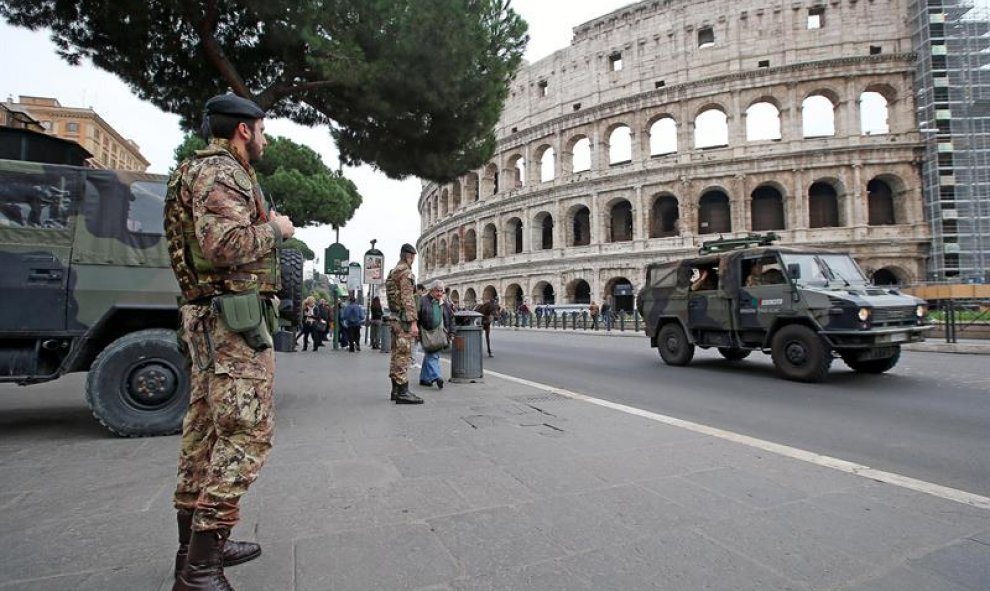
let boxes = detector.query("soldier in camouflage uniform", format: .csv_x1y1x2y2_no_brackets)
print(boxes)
384,243,424,404
164,94,295,591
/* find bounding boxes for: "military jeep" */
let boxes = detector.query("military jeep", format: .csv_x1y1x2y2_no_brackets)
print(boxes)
0,157,303,436
637,234,933,382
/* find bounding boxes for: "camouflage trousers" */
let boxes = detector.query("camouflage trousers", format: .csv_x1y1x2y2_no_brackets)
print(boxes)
173,304,275,532
389,321,413,385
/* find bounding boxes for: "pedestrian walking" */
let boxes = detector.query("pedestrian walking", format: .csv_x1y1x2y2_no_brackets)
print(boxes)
476,296,499,357
589,301,600,330
369,296,383,349
418,280,453,389
312,299,330,351
384,244,423,404
602,300,613,331
343,296,365,352
300,296,316,350
518,300,530,327
164,93,295,591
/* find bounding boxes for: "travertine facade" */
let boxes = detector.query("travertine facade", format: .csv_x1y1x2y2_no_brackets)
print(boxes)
417,0,929,311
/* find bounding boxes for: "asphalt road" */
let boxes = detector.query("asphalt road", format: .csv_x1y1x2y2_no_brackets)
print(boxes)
483,329,990,497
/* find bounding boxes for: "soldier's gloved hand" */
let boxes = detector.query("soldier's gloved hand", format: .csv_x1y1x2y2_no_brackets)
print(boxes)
271,211,295,239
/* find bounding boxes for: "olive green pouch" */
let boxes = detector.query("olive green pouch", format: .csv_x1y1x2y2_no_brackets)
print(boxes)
214,291,273,351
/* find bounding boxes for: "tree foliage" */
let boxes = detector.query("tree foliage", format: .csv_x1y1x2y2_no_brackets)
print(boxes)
173,132,361,230
2,0,529,181
283,237,315,260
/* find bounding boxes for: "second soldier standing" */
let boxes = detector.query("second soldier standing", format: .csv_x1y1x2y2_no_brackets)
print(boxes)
384,244,424,404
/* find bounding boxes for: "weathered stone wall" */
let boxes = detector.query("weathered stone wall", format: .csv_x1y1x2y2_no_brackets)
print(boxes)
417,0,929,309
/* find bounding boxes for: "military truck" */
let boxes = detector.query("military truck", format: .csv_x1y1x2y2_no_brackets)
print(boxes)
0,157,303,436
637,234,933,382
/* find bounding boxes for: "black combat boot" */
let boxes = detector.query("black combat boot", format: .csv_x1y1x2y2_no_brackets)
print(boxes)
173,528,234,591
174,509,261,578
390,379,400,401
394,382,424,404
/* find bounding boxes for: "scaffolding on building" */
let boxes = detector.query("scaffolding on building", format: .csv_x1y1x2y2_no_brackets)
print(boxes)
913,0,990,283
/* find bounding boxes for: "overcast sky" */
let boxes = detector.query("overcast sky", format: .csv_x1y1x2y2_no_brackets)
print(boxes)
0,1,637,276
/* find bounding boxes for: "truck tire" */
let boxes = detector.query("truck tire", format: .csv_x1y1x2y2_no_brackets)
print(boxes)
658,323,694,366
771,324,832,383
85,329,190,437
718,347,751,361
842,347,901,374
278,248,304,326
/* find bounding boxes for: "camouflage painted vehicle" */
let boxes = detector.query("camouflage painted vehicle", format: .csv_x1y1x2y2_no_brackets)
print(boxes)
637,234,933,382
0,158,303,436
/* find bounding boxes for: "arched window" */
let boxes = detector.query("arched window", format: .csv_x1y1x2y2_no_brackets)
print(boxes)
567,279,592,304
860,91,890,135
464,288,478,307
571,137,591,173
649,117,677,155
450,234,460,264
450,181,462,211
608,200,633,242
504,284,523,310
746,102,781,141
604,277,635,313
867,179,895,225
482,224,498,259
650,195,680,238
438,239,448,267
802,95,836,137
464,172,479,204
506,155,525,189
482,285,498,302
440,189,449,218
533,211,554,250
532,281,555,305
539,146,556,182
481,163,498,196
506,217,524,254
698,190,731,234
569,206,591,246
808,182,840,228
750,186,785,231
694,108,729,149
608,125,632,164
464,228,478,261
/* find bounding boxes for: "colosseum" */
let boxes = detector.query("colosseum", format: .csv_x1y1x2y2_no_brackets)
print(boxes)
417,0,929,313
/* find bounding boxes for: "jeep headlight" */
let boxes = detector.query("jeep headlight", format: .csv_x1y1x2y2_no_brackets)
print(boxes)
916,304,927,319
857,308,871,322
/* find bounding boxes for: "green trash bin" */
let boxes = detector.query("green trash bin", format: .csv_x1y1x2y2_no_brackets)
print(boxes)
450,311,483,383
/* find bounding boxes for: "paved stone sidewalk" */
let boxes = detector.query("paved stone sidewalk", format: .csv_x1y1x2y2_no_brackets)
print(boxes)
0,351,988,590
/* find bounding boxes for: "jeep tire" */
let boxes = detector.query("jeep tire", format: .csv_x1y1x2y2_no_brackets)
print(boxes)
771,324,832,383
658,323,695,366
278,248,304,326
85,329,190,437
842,346,901,374
718,347,751,361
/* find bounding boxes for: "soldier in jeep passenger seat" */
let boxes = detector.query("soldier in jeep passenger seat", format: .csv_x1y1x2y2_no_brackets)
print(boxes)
164,94,295,591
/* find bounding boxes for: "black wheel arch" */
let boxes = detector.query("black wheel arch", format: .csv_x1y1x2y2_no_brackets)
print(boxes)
64,305,180,374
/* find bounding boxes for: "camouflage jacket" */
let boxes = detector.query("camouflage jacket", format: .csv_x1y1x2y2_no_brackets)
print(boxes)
385,260,417,324
164,141,283,300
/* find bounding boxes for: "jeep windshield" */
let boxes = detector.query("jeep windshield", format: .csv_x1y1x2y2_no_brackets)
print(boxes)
780,253,869,287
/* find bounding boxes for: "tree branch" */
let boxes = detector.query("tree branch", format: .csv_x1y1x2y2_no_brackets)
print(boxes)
185,0,252,99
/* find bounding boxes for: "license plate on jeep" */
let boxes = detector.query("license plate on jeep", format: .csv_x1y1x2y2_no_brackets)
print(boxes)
890,333,907,343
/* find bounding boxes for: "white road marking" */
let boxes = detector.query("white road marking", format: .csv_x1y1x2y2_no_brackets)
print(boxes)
484,368,990,511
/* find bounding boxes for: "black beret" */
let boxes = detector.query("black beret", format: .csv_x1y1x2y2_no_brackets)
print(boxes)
204,94,266,119
401,243,417,255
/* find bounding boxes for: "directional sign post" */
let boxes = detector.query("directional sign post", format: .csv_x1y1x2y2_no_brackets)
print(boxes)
324,243,350,277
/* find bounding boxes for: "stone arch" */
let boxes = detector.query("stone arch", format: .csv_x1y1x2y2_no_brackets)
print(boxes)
860,91,890,135
504,283,524,309
746,101,782,141
482,285,498,303
566,278,592,304
440,188,449,218
698,189,732,234
438,238,448,267
449,233,460,265
481,162,499,197
650,193,680,238
535,143,556,182
566,204,592,246
450,289,460,306
450,180,462,211
867,177,896,226
506,153,525,189
750,184,786,231
482,223,498,259
648,115,677,155
606,198,634,242
808,178,846,228
532,211,554,250
464,228,478,262
802,91,838,137
506,216,524,254
463,172,479,205
464,288,478,307
532,280,556,305
606,123,633,164
603,276,635,313
694,106,729,149
566,135,592,174
872,267,904,286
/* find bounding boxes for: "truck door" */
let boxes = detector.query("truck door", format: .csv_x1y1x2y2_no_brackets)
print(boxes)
687,257,733,345
0,165,79,333
736,253,793,340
